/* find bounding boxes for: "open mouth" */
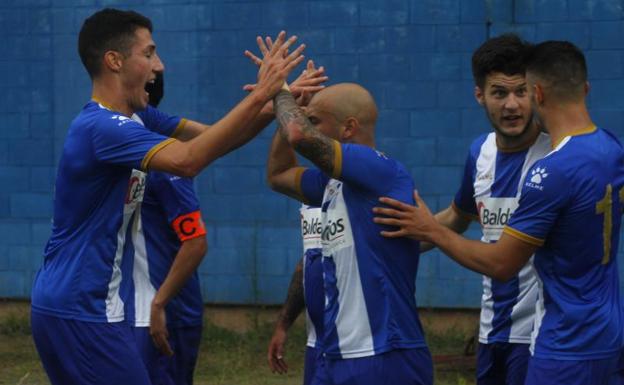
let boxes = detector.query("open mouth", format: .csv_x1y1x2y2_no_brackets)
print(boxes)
502,115,522,125
144,78,156,95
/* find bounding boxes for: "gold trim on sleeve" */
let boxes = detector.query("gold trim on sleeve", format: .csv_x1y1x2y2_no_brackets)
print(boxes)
331,140,342,179
171,118,188,138
503,226,544,247
140,138,177,171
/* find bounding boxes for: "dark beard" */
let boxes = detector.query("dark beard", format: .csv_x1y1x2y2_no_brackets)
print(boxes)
492,118,533,140
484,105,534,140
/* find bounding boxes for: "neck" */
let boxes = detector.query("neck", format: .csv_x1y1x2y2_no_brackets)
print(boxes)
539,102,593,148
91,77,133,116
495,124,541,152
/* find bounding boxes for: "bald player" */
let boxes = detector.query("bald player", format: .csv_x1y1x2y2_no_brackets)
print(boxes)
266,82,432,385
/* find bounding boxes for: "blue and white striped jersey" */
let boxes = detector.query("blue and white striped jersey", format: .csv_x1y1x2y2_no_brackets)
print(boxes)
300,205,324,349
31,102,183,323
505,126,624,359
300,142,427,359
126,171,204,328
454,131,551,344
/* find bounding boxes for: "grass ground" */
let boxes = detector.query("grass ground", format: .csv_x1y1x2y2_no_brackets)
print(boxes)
0,301,476,385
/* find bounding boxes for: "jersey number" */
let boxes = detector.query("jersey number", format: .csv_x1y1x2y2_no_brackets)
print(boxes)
595,184,624,264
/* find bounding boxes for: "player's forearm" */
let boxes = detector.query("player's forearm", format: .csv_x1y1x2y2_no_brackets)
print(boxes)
152,237,207,308
237,107,275,149
276,259,305,330
149,90,268,176
428,226,517,281
273,90,336,176
267,127,298,184
421,206,472,253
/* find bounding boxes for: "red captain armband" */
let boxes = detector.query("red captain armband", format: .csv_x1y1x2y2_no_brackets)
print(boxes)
171,211,207,242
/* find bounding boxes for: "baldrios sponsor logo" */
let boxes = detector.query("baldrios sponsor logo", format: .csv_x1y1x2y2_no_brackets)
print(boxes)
478,204,513,226
476,197,518,241
124,170,146,214
302,216,323,237
301,207,323,250
321,219,345,242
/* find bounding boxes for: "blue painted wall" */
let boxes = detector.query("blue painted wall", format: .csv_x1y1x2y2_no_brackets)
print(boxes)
1,0,623,307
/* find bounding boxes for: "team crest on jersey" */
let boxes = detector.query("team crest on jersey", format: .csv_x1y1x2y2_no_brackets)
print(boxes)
525,167,548,191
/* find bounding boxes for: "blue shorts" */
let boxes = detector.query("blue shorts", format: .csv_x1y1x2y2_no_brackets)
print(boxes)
525,354,621,385
323,348,433,385
133,325,202,385
31,312,151,385
477,342,530,385
305,346,323,385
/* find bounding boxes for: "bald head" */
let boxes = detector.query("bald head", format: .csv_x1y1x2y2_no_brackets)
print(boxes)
307,83,378,145
312,83,378,128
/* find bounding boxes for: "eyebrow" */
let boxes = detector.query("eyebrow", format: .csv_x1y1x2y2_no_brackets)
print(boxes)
491,83,527,89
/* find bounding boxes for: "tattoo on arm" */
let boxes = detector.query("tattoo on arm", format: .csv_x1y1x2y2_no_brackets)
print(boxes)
274,90,336,175
277,259,305,329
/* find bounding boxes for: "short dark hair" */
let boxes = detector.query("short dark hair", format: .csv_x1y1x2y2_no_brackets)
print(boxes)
526,40,587,102
471,33,532,89
78,8,152,79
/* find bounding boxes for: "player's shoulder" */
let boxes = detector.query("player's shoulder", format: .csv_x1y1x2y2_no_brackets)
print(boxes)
84,101,146,132
466,132,494,159
596,127,624,152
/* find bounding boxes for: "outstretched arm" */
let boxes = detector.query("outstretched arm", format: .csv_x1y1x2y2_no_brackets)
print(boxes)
374,191,536,281
267,259,305,374
147,31,305,177
421,205,473,252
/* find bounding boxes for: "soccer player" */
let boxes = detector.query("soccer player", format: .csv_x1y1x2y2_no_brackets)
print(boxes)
422,34,549,385
266,79,432,384
30,8,304,385
129,170,207,385
263,59,326,385
125,74,206,385
373,41,624,384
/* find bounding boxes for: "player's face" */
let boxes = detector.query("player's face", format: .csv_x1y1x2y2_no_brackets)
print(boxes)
120,27,164,113
477,73,532,139
304,100,344,141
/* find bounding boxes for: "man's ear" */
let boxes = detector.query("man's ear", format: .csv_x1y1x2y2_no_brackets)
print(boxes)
103,50,124,73
534,83,544,106
474,85,485,106
342,117,359,141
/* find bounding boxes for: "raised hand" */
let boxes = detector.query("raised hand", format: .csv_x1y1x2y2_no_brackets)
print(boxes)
290,60,327,106
254,31,305,101
244,38,327,105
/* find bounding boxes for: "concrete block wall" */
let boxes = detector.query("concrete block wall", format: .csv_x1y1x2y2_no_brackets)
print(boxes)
1,0,623,307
